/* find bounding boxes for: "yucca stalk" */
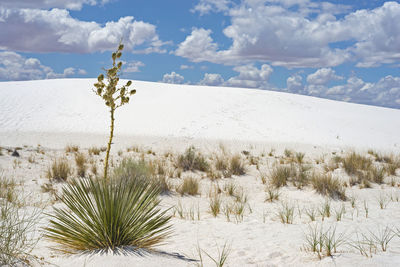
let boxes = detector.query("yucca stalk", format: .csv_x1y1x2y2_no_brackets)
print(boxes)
44,177,172,253
93,43,136,181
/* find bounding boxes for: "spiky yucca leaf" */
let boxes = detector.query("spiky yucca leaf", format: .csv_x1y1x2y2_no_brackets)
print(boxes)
44,177,172,254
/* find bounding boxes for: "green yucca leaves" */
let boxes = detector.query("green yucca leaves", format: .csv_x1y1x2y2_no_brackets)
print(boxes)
44,176,172,254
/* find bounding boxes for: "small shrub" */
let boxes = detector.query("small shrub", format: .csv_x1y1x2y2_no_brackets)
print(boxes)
65,144,79,153
311,173,346,200
229,154,246,176
215,156,230,177
88,147,101,156
293,164,312,189
295,152,305,164
91,163,98,176
113,158,170,193
47,158,71,181
342,152,372,176
284,149,293,158
75,152,88,177
177,146,209,172
385,163,398,176
270,165,292,188
369,165,385,184
177,177,199,196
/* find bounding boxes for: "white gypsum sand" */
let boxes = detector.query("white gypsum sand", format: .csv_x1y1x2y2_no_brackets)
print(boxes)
1,79,400,266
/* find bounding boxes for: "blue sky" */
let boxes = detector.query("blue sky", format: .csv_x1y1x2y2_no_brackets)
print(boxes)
0,0,400,108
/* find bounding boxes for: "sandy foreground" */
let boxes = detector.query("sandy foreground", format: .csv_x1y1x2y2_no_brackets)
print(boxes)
1,79,400,266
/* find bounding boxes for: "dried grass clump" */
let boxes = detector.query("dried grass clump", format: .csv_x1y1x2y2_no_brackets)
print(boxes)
113,158,171,193
270,165,292,188
177,146,209,172
65,144,79,153
88,147,101,156
177,177,200,196
229,154,246,176
75,153,88,177
47,158,71,182
342,152,372,176
0,201,40,265
311,173,346,200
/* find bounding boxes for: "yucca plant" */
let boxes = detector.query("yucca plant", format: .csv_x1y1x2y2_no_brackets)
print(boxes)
93,43,136,181
44,176,172,253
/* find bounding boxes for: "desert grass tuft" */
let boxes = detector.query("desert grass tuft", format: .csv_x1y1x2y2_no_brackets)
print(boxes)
311,173,346,200
209,194,221,217
265,186,280,202
75,152,88,177
46,158,71,182
342,152,372,176
229,154,246,176
178,177,200,196
277,201,295,224
0,201,41,265
65,144,79,153
270,165,292,188
177,146,209,172
88,146,101,156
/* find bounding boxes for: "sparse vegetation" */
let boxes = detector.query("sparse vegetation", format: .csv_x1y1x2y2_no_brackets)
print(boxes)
270,165,292,188
229,154,246,176
265,186,280,202
177,146,209,172
46,158,71,182
304,224,346,258
178,177,200,196
65,144,79,153
277,201,295,224
209,194,221,217
74,152,87,177
88,146,101,156
0,201,40,266
311,173,346,200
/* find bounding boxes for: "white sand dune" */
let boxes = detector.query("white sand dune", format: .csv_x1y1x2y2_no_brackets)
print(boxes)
2,79,400,267
1,78,400,151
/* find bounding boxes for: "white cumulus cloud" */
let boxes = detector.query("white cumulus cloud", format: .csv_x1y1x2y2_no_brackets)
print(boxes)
306,68,343,85
124,61,145,73
225,64,273,88
0,51,81,80
0,8,167,54
0,0,110,10
177,1,400,68
199,73,225,86
162,72,185,84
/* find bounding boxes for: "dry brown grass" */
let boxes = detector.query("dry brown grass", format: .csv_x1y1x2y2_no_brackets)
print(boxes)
177,177,200,196
46,157,71,181
311,173,346,200
65,144,79,153
75,152,87,177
